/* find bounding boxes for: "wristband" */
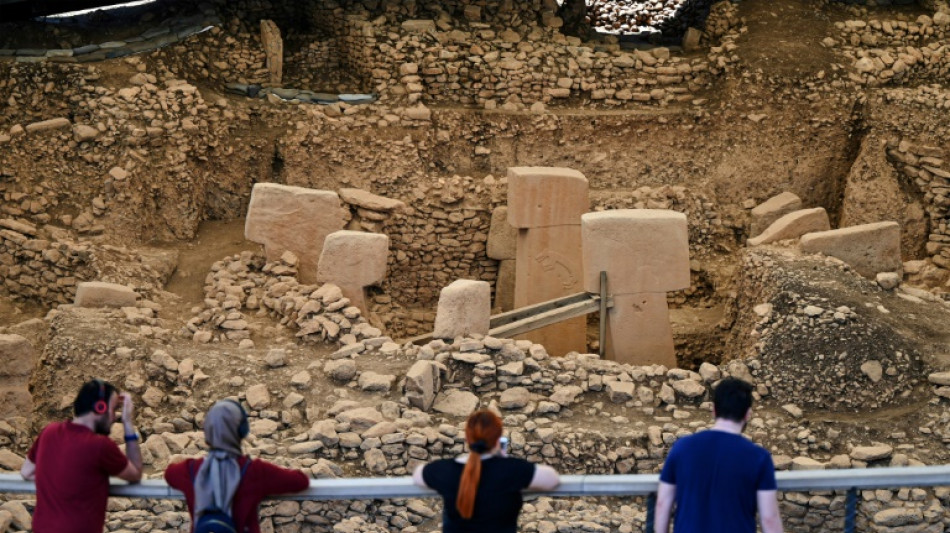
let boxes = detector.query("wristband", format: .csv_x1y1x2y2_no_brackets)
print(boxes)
124,433,139,442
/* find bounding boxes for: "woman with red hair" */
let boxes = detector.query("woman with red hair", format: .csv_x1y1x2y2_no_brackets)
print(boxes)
413,409,560,532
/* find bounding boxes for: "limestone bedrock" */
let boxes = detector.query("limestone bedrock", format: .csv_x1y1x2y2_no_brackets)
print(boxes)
317,230,390,313
581,209,690,367
433,279,491,340
245,183,346,284
508,167,589,356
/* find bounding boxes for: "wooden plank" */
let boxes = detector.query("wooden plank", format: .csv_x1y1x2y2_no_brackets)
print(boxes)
405,293,611,345
489,298,601,338
489,292,592,328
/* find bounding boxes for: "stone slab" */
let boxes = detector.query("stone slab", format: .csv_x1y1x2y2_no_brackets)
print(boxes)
747,207,830,247
606,293,677,367
245,183,346,284
801,222,902,278
404,360,441,411
433,279,491,339
580,209,689,295
0,335,33,378
339,188,405,212
507,167,589,229
74,281,137,308
750,192,802,237
514,225,586,355
24,117,71,133
316,230,389,312
487,206,517,260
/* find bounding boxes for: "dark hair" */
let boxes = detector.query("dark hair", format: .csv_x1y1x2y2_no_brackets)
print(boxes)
713,378,754,422
73,379,116,417
457,410,503,519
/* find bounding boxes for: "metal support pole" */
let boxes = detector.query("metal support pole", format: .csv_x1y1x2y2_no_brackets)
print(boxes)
843,487,858,533
598,270,607,358
645,492,656,532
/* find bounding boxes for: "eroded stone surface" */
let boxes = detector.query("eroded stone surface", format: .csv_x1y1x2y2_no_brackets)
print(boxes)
433,279,491,339
245,183,346,284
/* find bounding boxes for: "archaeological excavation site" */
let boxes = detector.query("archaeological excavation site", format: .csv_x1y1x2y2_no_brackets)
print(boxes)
2,0,950,530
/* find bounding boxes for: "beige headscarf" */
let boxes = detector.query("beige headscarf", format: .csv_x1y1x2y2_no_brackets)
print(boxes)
194,401,246,517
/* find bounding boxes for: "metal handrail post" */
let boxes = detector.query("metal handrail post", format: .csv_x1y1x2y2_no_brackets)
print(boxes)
844,487,858,533
645,492,656,532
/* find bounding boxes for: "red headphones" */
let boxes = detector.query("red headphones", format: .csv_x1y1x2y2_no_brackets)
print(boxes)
93,379,109,415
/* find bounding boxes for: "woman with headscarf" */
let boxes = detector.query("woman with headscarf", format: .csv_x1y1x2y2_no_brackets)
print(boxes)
413,409,560,533
165,399,309,533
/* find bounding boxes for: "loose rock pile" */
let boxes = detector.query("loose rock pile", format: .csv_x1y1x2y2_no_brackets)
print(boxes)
728,249,926,410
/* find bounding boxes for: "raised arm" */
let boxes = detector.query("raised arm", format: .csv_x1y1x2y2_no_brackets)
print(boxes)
654,481,676,533
757,490,783,533
116,393,143,483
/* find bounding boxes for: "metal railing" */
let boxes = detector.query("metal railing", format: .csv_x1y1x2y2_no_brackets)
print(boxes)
2,466,949,531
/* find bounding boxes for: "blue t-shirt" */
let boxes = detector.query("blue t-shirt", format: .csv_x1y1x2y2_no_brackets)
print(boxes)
659,429,777,533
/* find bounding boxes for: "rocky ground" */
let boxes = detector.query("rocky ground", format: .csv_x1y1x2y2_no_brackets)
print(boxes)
1,0,950,532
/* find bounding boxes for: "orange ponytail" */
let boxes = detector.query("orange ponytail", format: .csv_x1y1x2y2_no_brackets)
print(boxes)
456,410,503,519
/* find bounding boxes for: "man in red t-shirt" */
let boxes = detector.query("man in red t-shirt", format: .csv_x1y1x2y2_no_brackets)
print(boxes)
21,379,143,533
165,399,309,533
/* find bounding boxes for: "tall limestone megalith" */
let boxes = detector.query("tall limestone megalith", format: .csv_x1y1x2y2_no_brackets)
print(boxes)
317,230,390,313
581,209,690,367
507,167,589,356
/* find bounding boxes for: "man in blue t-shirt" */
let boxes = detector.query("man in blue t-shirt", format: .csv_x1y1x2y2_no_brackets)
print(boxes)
654,377,784,533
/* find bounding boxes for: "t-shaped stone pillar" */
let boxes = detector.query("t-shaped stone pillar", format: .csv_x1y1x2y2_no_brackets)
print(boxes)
581,209,690,367
316,230,390,313
507,167,589,356
245,183,347,284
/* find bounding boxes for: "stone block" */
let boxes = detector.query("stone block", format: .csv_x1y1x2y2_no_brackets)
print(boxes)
750,192,802,237
433,280,491,339
432,389,479,417
747,207,830,246
316,230,389,312
74,281,137,308
507,167,589,229
0,335,33,377
245,183,346,284
801,222,902,277
405,360,441,411
0,384,31,419
580,209,689,295
487,206,517,260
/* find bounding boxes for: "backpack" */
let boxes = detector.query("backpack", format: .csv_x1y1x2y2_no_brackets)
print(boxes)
188,458,252,533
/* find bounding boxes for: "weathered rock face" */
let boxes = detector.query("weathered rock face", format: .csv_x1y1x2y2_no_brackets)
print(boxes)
0,334,33,419
245,184,347,284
